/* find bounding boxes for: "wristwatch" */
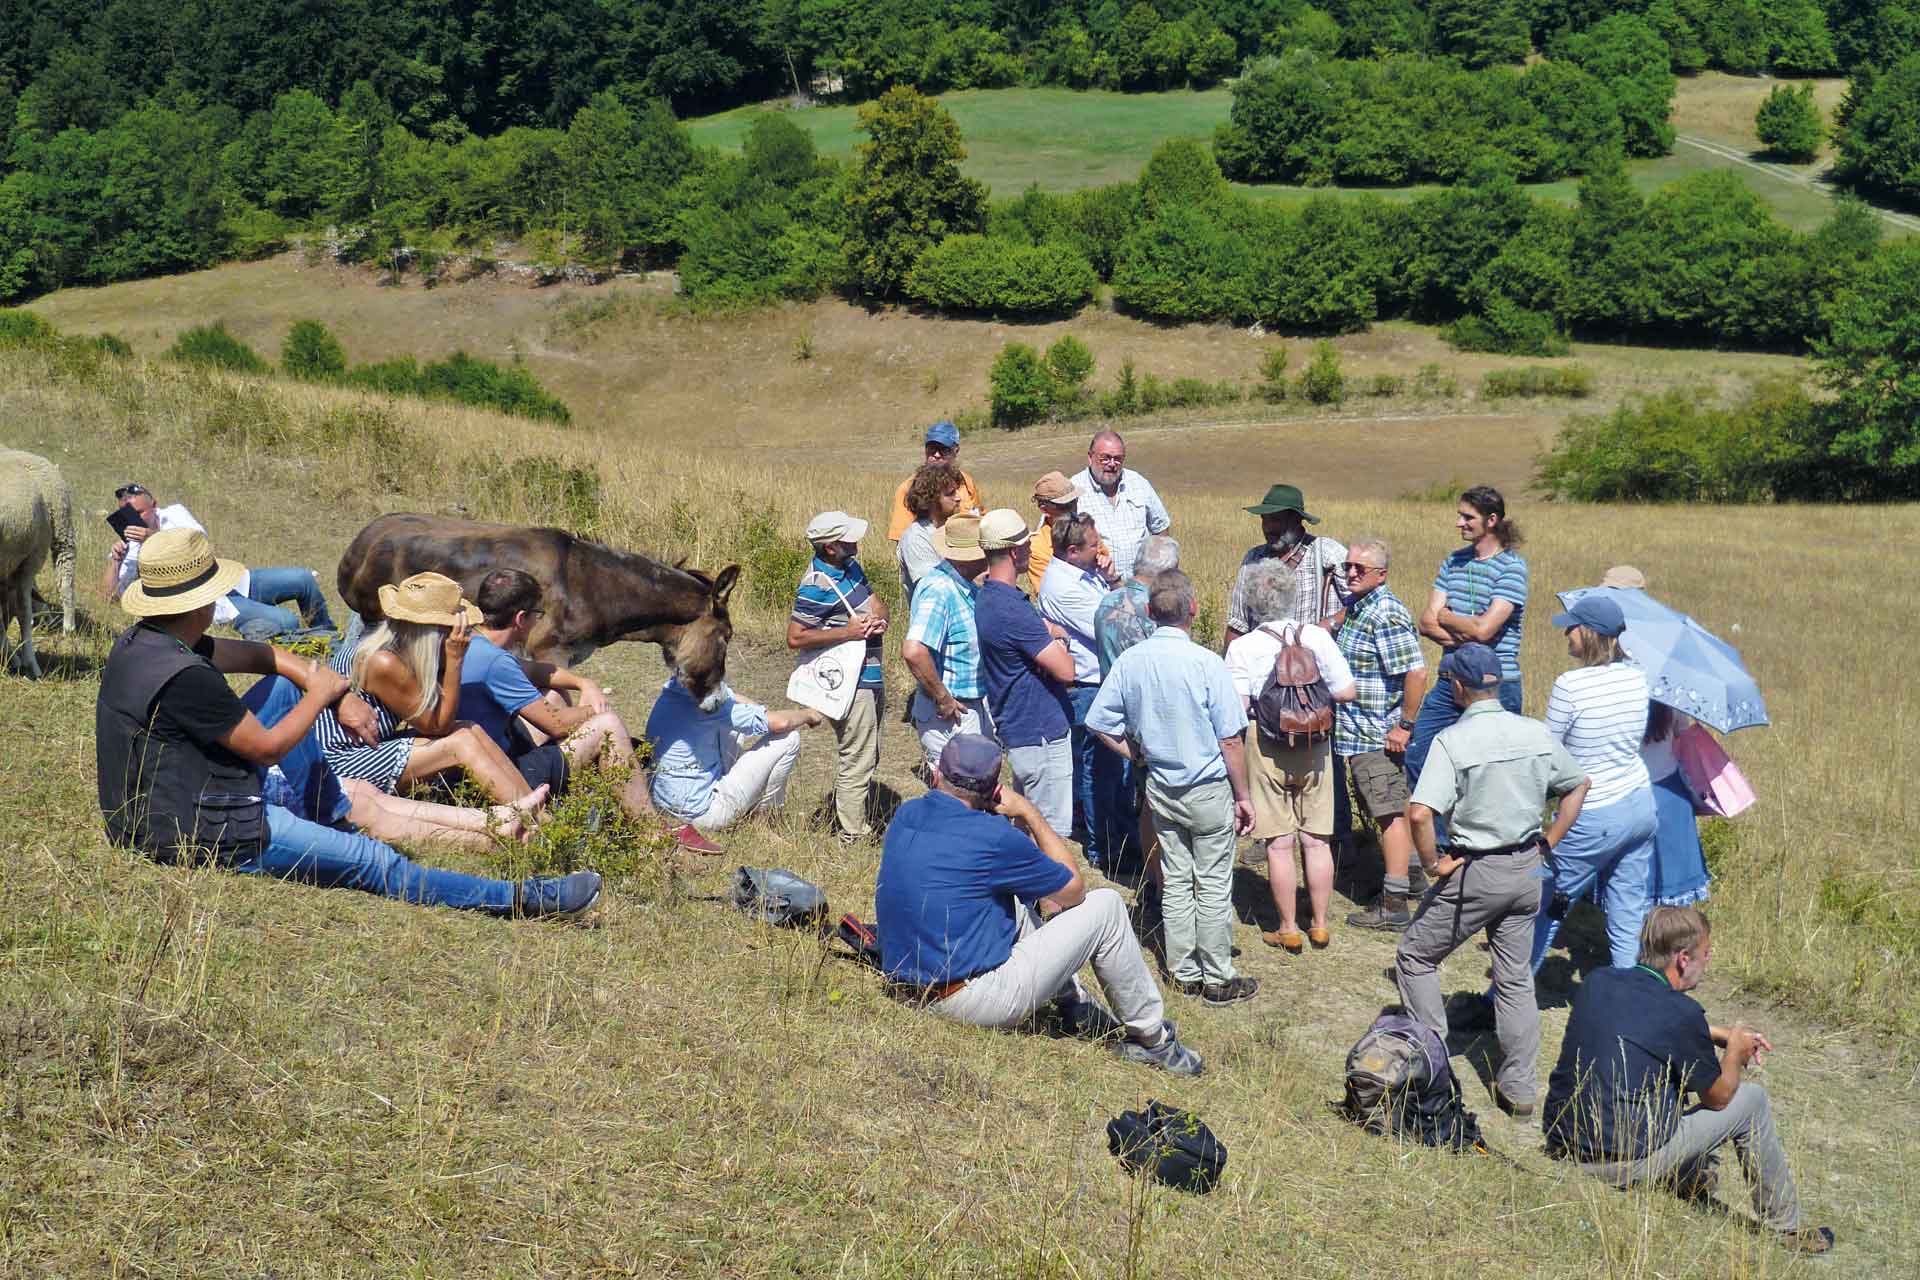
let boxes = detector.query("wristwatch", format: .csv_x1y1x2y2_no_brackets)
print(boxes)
1397,718,1415,731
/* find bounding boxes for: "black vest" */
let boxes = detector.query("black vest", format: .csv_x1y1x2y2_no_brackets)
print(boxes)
96,624,264,862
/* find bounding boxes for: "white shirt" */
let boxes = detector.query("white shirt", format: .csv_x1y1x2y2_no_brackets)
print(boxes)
1071,467,1170,579
1037,557,1108,683
897,520,941,593
1224,621,1357,703
1545,662,1652,808
113,503,248,625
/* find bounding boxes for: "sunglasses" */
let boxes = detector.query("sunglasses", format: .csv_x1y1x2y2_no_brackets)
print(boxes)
114,483,148,499
1342,562,1382,575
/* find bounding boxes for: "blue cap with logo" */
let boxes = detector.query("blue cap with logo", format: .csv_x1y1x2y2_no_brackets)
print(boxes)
938,733,1003,795
925,420,961,448
1439,642,1503,688
1550,595,1627,638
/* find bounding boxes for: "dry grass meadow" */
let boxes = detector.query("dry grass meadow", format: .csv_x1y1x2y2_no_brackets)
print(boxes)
2,279,1917,1277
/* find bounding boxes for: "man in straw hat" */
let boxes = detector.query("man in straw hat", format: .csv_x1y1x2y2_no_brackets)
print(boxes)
96,527,600,918
1025,470,1102,586
901,512,991,776
789,511,889,843
975,508,1076,836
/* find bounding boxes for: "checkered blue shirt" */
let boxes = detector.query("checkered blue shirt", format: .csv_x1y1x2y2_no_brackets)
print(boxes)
905,561,982,700
1335,586,1426,755
1071,467,1170,579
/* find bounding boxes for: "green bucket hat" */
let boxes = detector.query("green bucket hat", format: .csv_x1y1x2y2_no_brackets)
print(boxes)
1244,483,1319,523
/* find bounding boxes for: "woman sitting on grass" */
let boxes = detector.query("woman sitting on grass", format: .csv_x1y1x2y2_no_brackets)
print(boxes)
644,618,825,834
315,572,539,806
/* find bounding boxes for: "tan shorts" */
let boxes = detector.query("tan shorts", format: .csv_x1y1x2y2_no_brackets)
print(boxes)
1346,749,1410,820
1246,726,1335,839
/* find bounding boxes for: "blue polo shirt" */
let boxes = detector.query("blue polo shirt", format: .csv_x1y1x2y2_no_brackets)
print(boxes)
458,633,542,754
975,579,1070,748
875,791,1073,986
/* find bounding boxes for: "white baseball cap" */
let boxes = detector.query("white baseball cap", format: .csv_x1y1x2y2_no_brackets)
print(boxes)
805,511,868,543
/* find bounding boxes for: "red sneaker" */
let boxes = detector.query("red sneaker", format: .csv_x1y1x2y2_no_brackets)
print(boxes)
672,823,723,855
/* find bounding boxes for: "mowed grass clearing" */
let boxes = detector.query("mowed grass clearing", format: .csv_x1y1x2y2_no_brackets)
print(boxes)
2,345,1918,1275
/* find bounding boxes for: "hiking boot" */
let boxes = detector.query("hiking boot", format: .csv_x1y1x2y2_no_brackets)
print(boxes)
1347,892,1412,931
515,871,603,919
1202,976,1260,1006
672,824,723,855
1114,1030,1204,1077
1493,1088,1536,1120
1776,1226,1835,1255
1407,867,1431,898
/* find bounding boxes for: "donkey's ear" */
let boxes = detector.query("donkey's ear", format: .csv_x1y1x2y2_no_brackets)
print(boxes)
710,564,741,612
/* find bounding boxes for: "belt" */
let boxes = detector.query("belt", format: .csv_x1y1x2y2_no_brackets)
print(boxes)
889,977,968,1003
1447,835,1546,858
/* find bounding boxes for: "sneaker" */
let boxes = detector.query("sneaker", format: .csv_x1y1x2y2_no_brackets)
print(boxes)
1114,1030,1204,1077
672,823,723,854
1347,892,1411,931
1202,976,1260,1006
1049,994,1125,1042
516,871,603,919
1493,1088,1536,1120
1174,978,1208,999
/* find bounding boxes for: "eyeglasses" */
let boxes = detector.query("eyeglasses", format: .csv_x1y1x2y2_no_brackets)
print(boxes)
1342,562,1382,575
114,483,148,499
1091,454,1124,465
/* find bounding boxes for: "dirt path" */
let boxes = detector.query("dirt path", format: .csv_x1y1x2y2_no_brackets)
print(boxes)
1675,134,1920,235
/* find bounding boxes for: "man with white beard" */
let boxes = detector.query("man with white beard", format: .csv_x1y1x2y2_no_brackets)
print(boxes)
1222,483,1347,650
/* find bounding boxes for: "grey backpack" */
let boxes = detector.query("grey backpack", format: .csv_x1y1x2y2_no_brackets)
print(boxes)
1341,1009,1484,1152
730,867,828,930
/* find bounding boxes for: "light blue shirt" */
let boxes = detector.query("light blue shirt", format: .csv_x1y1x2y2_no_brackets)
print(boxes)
644,677,771,820
1037,557,1108,683
1087,626,1248,787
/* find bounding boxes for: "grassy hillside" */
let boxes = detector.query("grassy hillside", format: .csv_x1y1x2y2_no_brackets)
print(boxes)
3,337,1917,1274
686,79,1909,236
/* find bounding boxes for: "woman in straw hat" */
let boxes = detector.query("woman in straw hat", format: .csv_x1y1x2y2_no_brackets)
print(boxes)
315,572,539,806
95,527,599,917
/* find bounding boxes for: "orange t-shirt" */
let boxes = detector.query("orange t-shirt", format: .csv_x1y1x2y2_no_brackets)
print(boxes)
886,471,983,541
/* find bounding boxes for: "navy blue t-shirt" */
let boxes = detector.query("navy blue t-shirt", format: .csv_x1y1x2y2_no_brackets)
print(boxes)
874,790,1073,986
1543,965,1723,1162
975,579,1070,749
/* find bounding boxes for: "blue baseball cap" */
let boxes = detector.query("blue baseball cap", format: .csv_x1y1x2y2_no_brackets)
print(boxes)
1439,642,1503,689
1551,595,1626,638
925,420,961,448
938,733,1003,795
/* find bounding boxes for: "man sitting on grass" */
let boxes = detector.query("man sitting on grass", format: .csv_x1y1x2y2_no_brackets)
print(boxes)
1543,906,1835,1255
874,734,1202,1076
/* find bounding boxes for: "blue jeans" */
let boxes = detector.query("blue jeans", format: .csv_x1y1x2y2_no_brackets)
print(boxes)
227,567,337,640
234,807,515,912
1530,786,1657,971
1065,684,1137,866
1403,674,1523,845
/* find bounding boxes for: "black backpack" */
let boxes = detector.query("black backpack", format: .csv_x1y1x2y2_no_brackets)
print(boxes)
1340,1010,1485,1153
1253,622,1334,747
1106,1101,1227,1194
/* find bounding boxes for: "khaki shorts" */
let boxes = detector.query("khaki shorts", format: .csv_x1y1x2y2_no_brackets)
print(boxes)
1346,749,1410,819
1246,726,1334,839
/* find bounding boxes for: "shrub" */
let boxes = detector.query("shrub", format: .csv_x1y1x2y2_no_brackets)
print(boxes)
281,319,347,380
1481,365,1594,399
1413,363,1459,398
988,342,1055,427
1444,301,1571,356
166,322,268,373
1295,340,1346,404
0,309,56,347
1755,83,1823,163
906,234,1097,315
1045,336,1095,398
1101,358,1141,415
1258,345,1290,403
343,351,571,423
1535,377,1820,502
222,205,293,261
1365,372,1405,397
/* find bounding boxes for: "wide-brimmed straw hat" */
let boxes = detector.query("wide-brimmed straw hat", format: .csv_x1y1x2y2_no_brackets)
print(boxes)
378,572,483,627
119,527,247,617
932,513,986,564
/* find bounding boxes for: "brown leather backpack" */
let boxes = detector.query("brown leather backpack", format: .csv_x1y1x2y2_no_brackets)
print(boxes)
1253,622,1334,747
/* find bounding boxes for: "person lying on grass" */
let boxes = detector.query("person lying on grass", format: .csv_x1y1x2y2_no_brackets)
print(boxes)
95,527,599,918
1543,906,1835,1256
873,733,1203,1076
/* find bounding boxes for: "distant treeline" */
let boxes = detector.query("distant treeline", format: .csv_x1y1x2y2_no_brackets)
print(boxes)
0,1,1906,136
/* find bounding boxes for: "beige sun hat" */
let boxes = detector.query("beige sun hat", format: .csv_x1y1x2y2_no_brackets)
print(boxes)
119,527,248,617
1032,471,1078,504
377,572,483,627
1599,565,1648,590
979,508,1031,551
932,513,986,563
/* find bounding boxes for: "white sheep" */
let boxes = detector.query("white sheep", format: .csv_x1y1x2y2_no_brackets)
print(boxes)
0,448,77,677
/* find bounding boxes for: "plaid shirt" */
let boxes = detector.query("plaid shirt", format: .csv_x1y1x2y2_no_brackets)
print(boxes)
1227,535,1347,634
1071,467,1170,579
905,561,982,700
1334,586,1426,755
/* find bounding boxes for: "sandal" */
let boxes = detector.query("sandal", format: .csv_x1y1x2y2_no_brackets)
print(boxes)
1308,926,1330,949
1262,928,1305,954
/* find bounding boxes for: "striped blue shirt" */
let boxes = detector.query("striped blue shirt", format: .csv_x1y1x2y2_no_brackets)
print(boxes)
905,561,982,700
1434,547,1528,680
1544,662,1651,808
791,556,883,689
